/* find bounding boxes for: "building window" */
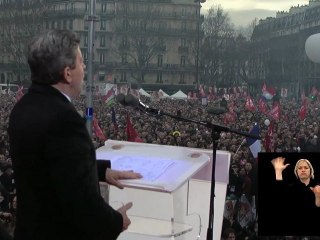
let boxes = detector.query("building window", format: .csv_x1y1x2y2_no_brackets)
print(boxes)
182,8,186,16
157,72,163,83
99,75,105,81
99,53,105,64
158,55,163,67
121,54,127,64
122,36,128,47
51,21,55,29
181,21,186,32
140,20,147,31
179,73,185,84
101,3,106,13
100,35,105,47
63,20,67,29
84,35,88,47
83,51,88,61
158,21,166,30
69,20,73,29
139,38,146,47
57,21,61,29
181,38,186,47
123,19,129,30
100,21,106,30
85,2,89,12
84,21,89,30
181,56,186,66
121,72,127,82
46,21,49,29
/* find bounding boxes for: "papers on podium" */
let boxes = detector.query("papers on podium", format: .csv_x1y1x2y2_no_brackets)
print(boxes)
96,140,210,192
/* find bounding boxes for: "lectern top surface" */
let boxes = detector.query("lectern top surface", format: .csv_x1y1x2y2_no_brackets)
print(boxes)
96,140,210,192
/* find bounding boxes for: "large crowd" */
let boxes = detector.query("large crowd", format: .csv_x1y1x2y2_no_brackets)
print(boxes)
1,89,320,239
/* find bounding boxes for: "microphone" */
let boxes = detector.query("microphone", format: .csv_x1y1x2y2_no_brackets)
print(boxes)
123,94,161,114
206,107,227,115
305,33,320,63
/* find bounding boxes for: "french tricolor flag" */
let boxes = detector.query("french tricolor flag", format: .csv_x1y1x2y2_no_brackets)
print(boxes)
262,83,275,100
246,123,261,158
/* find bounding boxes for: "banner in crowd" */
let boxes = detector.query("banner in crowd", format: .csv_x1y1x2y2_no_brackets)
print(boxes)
246,123,261,158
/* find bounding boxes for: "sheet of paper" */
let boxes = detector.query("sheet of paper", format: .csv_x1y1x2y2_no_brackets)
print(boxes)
111,156,175,182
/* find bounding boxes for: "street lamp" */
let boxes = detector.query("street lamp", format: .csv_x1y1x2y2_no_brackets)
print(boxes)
86,0,99,136
194,0,205,90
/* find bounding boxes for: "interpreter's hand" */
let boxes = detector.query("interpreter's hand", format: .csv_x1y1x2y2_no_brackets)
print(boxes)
310,185,320,207
105,168,142,189
271,157,289,171
117,202,133,231
271,157,289,180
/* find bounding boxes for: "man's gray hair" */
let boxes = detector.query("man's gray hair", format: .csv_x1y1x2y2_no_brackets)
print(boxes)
27,29,80,85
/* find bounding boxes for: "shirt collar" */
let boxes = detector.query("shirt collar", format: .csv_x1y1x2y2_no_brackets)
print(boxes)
60,91,72,102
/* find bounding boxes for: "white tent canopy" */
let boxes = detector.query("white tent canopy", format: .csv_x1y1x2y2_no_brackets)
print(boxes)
170,90,187,100
158,89,170,98
139,88,151,97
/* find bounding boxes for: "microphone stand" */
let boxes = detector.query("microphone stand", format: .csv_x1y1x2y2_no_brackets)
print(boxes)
234,139,246,156
136,108,260,240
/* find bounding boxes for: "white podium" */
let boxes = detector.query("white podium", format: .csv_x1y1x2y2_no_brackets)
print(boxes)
96,140,230,240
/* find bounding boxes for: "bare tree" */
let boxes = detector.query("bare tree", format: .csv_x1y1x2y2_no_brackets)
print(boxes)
200,5,235,87
237,17,259,40
112,1,167,86
0,0,48,84
233,34,250,85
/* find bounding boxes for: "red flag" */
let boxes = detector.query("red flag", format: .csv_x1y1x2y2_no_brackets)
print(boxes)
223,106,237,125
102,87,115,105
126,114,143,142
258,97,268,114
262,83,267,93
269,102,280,121
93,116,107,142
265,121,274,152
245,96,256,111
299,102,307,121
199,84,206,97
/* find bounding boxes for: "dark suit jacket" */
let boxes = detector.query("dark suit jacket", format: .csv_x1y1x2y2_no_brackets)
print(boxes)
8,84,123,240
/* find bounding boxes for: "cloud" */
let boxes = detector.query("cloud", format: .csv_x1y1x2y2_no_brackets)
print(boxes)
226,9,276,27
201,0,309,11
201,0,310,27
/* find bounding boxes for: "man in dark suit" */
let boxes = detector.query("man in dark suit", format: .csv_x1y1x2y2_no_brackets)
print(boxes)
8,29,141,240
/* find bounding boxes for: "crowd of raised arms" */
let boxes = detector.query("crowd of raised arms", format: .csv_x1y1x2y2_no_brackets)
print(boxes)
1,89,320,239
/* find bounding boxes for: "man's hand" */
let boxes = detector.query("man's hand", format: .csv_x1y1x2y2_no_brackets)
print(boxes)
117,202,133,230
105,168,142,189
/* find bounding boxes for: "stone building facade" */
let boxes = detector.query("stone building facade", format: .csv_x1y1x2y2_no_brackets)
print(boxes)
0,0,205,93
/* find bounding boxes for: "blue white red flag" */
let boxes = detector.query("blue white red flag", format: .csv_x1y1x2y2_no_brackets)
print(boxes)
246,123,261,158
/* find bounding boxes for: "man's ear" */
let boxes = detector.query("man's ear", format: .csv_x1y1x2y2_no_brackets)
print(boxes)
62,66,72,84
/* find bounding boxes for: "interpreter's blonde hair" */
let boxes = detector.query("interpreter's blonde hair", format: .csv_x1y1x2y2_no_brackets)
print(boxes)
294,159,314,179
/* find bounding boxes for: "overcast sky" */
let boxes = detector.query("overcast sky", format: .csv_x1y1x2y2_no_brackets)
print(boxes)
201,0,310,27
